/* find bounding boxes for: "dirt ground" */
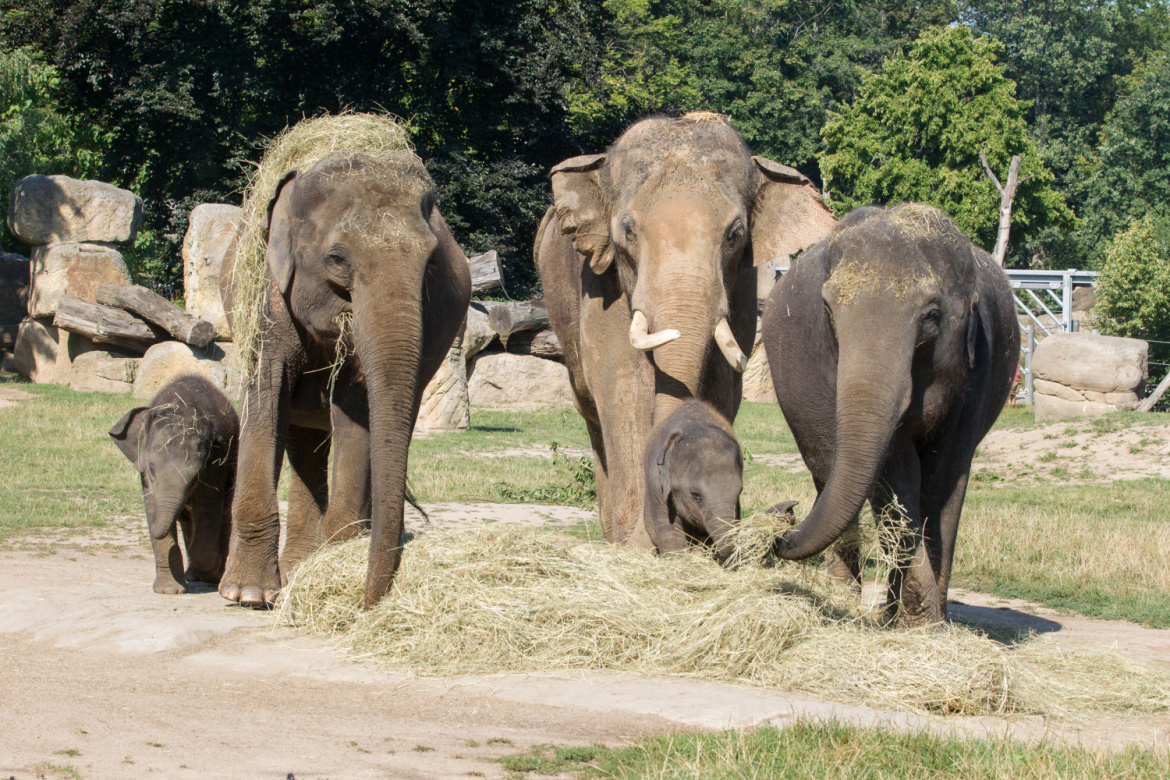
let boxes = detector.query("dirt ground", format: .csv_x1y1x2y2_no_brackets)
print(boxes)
4,502,1170,780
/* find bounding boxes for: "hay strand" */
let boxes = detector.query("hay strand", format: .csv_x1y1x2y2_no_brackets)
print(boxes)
276,514,1170,720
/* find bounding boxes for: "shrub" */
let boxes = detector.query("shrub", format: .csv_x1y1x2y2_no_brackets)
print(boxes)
1095,214,1170,366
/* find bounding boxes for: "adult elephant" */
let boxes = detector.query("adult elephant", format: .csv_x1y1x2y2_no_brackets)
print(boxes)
762,205,1018,626
219,149,471,608
537,114,835,544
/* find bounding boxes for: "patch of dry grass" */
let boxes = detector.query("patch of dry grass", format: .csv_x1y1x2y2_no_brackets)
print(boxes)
276,512,1170,720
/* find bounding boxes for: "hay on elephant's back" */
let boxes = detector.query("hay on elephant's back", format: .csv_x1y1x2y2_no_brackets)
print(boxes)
231,112,415,383
276,514,1170,720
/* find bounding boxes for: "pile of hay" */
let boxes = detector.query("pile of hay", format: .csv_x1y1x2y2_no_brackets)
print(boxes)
276,514,1170,720
231,112,415,383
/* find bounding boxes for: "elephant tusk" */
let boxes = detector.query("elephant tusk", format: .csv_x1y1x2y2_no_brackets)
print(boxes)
629,310,681,351
714,318,748,372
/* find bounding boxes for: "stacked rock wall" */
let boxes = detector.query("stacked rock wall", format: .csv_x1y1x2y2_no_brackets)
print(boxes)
1032,332,1148,421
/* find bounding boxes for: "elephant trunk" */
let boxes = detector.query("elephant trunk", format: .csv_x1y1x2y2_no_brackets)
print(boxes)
146,485,188,541
775,326,914,560
352,269,425,609
706,506,740,562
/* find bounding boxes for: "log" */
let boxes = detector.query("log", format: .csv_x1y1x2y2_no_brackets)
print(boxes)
53,294,162,352
506,329,563,359
1137,371,1170,413
488,299,549,335
469,250,503,294
95,283,216,348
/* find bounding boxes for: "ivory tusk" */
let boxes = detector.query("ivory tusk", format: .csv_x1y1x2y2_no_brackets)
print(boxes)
714,318,748,372
629,310,681,351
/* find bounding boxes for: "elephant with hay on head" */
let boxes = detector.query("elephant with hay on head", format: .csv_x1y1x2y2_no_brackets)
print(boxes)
220,113,471,608
536,112,836,548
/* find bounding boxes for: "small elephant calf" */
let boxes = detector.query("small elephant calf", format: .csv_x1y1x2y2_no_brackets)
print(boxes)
109,375,238,594
643,400,743,560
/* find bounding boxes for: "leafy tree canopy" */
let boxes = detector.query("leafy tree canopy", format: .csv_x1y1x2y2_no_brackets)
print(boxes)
1094,213,1170,364
819,25,1074,262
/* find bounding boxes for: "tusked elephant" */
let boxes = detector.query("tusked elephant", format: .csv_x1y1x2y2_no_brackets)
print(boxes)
762,204,1018,626
536,113,836,546
219,150,470,608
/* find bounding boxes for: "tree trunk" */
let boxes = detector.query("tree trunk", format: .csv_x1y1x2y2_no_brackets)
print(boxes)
980,152,1033,267
53,294,163,352
95,283,216,348
488,299,549,335
505,328,562,359
468,250,503,294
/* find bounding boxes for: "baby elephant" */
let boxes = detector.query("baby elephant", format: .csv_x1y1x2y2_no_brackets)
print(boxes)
109,375,238,594
643,400,743,560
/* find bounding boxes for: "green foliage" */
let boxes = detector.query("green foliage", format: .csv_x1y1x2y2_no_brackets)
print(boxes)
1078,49,1170,267
819,25,1074,259
1095,214,1170,363
0,46,100,251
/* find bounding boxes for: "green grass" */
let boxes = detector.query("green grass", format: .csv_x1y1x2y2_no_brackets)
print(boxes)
497,722,1170,779
3,374,1169,626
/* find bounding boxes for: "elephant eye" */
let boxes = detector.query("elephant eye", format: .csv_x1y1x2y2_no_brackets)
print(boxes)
725,219,745,246
690,491,704,504
148,463,156,479
621,217,637,244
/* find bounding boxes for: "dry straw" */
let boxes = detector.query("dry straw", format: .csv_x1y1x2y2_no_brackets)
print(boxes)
276,513,1170,720
230,112,415,385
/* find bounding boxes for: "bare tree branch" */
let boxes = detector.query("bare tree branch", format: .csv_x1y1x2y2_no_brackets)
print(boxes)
980,151,1026,266
979,150,1004,194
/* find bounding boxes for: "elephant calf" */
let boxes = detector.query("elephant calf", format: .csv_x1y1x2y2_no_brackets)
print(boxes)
110,375,238,594
643,400,743,560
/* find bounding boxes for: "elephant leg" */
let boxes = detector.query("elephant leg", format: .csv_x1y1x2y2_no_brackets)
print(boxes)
824,516,863,593
592,370,652,546
871,441,942,627
322,383,372,545
220,364,289,606
184,473,229,584
921,451,974,620
150,523,187,595
279,424,331,583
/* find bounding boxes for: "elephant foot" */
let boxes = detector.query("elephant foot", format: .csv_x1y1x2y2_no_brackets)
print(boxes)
278,548,315,586
153,573,188,595
218,549,280,607
186,568,223,585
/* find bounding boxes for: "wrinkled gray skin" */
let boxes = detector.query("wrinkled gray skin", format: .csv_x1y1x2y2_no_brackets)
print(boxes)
762,205,1018,626
109,375,238,594
219,151,471,608
643,400,743,560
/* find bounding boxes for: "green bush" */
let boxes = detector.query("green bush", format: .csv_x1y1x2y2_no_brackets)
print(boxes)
1095,214,1170,366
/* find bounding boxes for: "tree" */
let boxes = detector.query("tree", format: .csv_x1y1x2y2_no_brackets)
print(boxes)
819,25,1073,262
1077,47,1170,266
1095,214,1170,367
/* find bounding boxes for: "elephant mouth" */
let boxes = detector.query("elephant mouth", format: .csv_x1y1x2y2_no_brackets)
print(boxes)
628,310,747,373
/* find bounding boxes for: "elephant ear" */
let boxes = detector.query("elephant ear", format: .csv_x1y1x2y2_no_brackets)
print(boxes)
750,156,837,270
656,430,683,505
550,154,614,274
109,407,152,470
263,169,299,295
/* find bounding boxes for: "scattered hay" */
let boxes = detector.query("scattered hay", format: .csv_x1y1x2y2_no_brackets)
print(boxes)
681,110,729,124
275,513,1170,720
825,260,942,306
887,202,953,240
230,112,415,386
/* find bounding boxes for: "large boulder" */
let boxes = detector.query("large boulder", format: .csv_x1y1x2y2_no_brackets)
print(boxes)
0,252,30,351
467,352,574,409
415,321,470,434
742,318,776,404
132,341,243,400
11,316,100,384
28,243,132,317
8,174,143,245
69,349,139,394
182,204,241,340
464,301,499,361
1032,332,1148,421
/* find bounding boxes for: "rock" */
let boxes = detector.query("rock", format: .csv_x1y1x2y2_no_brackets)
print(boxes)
28,243,132,317
464,302,499,362
467,353,574,409
182,204,241,340
1072,286,1097,313
0,252,30,351
1034,392,1116,422
742,318,776,403
1,351,14,373
415,321,470,434
132,341,243,401
69,349,139,394
11,316,100,384
1032,332,1147,395
8,175,144,245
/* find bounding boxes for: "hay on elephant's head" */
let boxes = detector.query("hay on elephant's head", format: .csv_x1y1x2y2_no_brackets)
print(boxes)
275,513,1170,720
231,112,415,384
681,110,729,124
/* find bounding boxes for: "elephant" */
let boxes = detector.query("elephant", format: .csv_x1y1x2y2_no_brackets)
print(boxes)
761,204,1019,626
109,375,238,594
536,113,836,546
643,400,743,561
219,150,471,607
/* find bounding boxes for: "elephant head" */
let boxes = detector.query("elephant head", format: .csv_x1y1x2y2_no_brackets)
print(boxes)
262,151,470,605
645,400,744,561
550,114,835,423
775,205,991,560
